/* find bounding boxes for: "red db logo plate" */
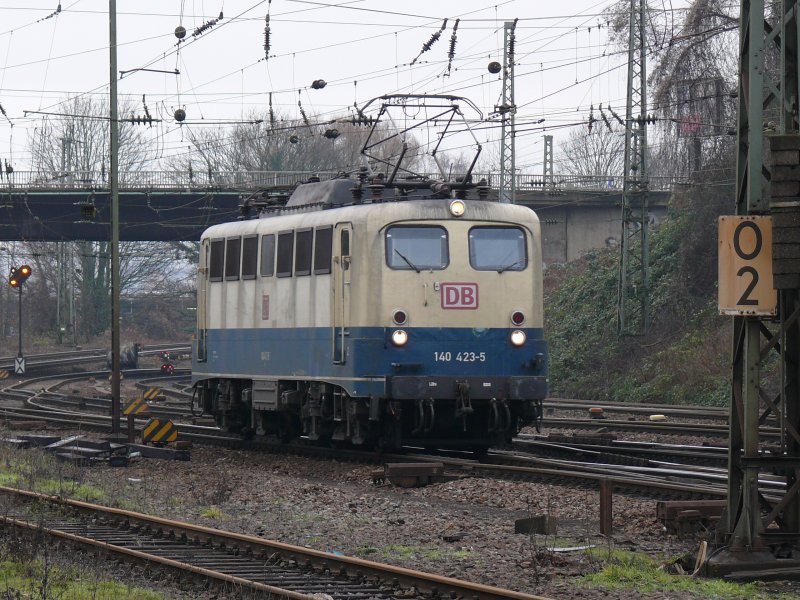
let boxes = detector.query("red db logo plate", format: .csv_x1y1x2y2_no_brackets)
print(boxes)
441,283,478,309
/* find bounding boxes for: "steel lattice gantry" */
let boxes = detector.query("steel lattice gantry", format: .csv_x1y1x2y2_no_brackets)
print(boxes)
498,20,517,204
708,0,800,576
617,0,650,336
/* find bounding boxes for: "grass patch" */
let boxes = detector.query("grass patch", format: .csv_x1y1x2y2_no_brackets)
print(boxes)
581,550,790,599
0,557,168,599
0,471,19,485
38,479,108,502
200,506,224,519
356,545,470,561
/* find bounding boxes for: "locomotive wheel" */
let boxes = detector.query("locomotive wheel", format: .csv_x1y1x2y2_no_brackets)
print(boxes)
472,446,489,459
276,414,300,443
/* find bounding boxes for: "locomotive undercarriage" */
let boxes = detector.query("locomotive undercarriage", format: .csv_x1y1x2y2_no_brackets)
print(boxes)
194,377,542,451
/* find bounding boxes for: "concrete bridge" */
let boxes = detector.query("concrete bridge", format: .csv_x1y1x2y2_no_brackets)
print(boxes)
0,170,678,264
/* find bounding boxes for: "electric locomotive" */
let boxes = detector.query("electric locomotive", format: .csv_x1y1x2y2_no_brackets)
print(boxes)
191,175,548,452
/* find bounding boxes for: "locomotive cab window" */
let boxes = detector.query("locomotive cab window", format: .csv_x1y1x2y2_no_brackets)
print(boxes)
260,234,275,277
209,239,224,282
314,226,333,274
241,235,258,280
225,237,241,281
295,228,313,276
276,231,294,278
469,226,527,272
386,226,448,271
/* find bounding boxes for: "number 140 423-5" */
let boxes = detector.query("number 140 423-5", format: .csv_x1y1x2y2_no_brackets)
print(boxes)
434,351,486,362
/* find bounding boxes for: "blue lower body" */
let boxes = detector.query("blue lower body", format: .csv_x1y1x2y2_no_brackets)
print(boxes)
193,326,547,400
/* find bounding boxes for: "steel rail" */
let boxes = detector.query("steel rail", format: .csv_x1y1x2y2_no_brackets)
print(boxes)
544,399,727,419
542,416,774,437
0,486,551,600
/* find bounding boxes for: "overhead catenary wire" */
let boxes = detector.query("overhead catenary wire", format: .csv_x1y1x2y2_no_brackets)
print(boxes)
0,1,739,175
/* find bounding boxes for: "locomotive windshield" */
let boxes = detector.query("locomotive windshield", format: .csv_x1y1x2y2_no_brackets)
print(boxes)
386,226,448,271
469,226,527,272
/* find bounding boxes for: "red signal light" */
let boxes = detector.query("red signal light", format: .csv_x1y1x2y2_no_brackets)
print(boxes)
19,265,31,278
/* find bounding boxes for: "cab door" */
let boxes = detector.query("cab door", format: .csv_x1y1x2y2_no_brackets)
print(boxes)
196,239,210,362
332,222,352,364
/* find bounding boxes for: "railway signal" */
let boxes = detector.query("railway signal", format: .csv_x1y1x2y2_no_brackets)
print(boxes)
8,264,32,374
9,264,31,288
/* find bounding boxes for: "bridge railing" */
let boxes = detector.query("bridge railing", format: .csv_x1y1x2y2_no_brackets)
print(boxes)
0,170,683,193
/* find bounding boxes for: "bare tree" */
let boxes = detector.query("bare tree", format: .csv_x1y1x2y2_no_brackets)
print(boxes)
602,0,738,179
18,97,194,342
28,96,149,182
167,110,411,177
558,125,625,177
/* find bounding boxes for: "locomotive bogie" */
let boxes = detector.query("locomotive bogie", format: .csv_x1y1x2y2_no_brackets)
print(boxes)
193,182,548,451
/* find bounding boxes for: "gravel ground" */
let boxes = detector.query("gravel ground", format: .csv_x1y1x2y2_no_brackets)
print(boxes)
0,376,796,600
2,418,799,600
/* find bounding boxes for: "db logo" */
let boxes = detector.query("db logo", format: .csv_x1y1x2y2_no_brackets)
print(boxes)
441,283,479,309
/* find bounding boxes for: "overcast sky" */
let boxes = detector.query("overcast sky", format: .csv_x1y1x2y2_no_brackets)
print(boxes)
0,1,689,174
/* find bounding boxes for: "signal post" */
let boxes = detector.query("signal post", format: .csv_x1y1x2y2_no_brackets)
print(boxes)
8,264,31,375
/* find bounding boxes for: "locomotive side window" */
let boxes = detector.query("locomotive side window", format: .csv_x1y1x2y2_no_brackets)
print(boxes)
295,228,313,276
276,231,294,278
260,234,275,277
341,229,350,257
314,226,333,274
209,239,224,282
469,226,527,272
241,235,258,280
225,237,241,281
386,226,448,271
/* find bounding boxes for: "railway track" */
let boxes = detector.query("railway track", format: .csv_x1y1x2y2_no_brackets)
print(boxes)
541,416,758,437
0,377,766,500
0,485,546,600
543,398,728,421
0,401,737,500
515,435,730,467
0,344,190,374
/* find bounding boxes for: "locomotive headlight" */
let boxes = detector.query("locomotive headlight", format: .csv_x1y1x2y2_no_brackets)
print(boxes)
510,330,526,347
391,329,409,347
449,199,466,217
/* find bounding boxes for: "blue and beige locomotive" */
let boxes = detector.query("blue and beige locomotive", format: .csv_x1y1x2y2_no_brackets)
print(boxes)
192,176,548,451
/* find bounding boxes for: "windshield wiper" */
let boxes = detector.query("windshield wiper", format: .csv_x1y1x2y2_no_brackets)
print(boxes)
394,249,420,273
497,259,524,274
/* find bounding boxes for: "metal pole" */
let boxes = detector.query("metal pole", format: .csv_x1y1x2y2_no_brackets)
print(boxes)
109,0,121,433
17,286,22,358
498,20,517,204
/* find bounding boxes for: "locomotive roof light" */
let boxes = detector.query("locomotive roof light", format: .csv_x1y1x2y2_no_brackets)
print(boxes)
392,309,408,326
391,329,409,347
510,330,526,347
449,199,466,217
510,310,525,326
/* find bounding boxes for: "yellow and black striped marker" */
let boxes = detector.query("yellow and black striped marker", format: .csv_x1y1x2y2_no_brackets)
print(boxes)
0,370,9,380
143,387,162,401
123,397,149,415
142,418,178,444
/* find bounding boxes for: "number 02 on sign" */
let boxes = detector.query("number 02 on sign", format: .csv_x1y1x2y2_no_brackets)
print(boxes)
718,216,777,316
